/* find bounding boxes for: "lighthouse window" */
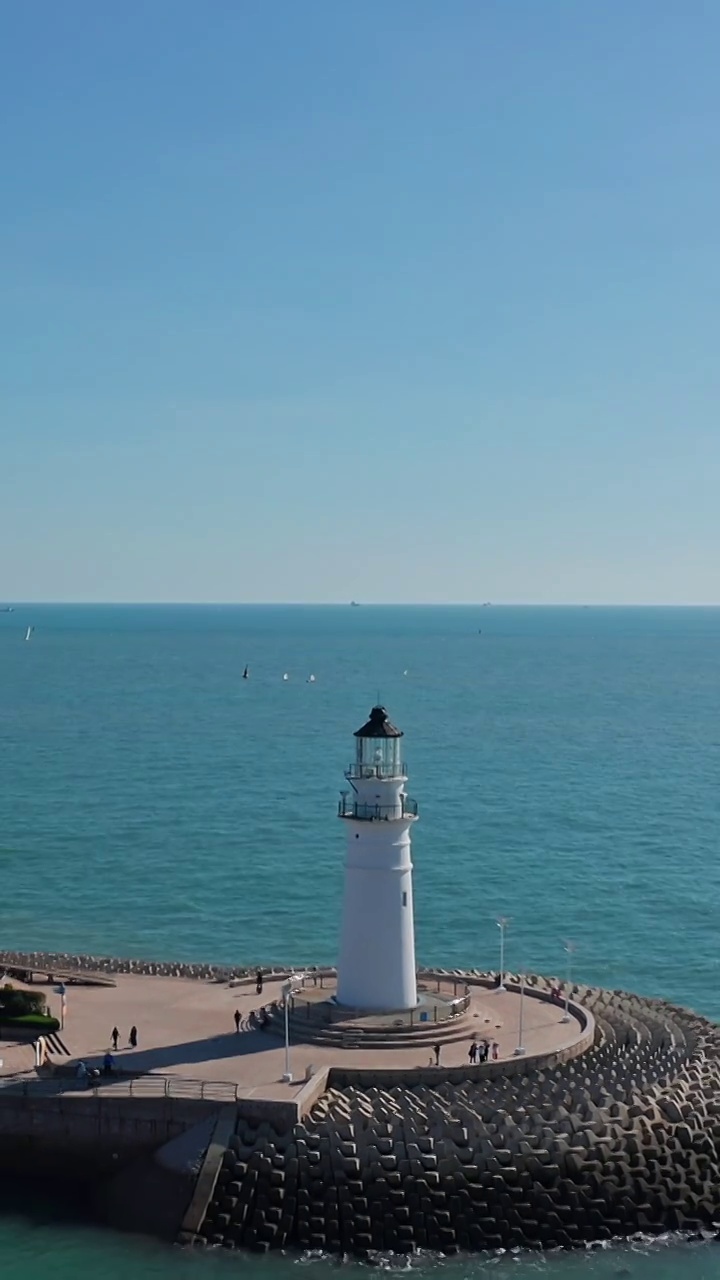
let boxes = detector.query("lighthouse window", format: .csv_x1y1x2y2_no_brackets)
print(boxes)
402,892,407,906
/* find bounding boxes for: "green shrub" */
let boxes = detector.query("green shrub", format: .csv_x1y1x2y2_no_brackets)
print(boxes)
0,985,47,1017
0,1013,60,1034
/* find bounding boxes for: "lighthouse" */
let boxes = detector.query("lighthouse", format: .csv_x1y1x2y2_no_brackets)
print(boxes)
336,706,418,1011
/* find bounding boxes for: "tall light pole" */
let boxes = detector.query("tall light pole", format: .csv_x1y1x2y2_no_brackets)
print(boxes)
57,983,66,1031
281,973,305,1083
514,971,526,1056
561,941,575,1024
281,980,293,1082
496,917,511,991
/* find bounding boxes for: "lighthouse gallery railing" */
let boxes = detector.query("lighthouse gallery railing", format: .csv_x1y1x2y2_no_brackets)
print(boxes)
345,762,407,780
337,797,418,821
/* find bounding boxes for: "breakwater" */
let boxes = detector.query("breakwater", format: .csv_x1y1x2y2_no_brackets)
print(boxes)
193,980,720,1255
0,948,256,982
0,949,487,985
4,952,720,1256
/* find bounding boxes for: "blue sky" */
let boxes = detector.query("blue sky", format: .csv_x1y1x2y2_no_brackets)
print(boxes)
2,1,719,603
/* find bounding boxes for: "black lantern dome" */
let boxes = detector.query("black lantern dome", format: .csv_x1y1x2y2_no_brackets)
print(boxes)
350,706,404,779
354,706,403,740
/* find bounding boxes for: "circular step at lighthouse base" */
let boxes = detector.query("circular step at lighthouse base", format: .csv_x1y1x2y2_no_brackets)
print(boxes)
265,973,566,1052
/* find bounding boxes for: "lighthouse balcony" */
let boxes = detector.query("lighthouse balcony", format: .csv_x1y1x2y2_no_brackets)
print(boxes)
345,762,407,781
338,796,418,821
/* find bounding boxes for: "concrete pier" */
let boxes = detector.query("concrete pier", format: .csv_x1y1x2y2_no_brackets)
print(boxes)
2,951,720,1254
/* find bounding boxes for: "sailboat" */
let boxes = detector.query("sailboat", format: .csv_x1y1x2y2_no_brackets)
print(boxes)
243,665,249,679
25,626,33,641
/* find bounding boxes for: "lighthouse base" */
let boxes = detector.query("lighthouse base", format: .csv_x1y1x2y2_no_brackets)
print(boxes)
266,975,476,1050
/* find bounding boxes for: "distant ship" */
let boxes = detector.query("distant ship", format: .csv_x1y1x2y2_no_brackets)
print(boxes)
350,601,360,607
0,606,13,613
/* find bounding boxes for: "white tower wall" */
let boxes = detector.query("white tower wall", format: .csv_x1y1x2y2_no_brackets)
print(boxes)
335,707,419,1012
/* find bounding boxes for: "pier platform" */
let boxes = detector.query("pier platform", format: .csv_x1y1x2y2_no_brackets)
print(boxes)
0,968,587,1100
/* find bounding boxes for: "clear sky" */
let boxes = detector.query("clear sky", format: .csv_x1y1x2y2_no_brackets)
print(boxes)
2,1,719,604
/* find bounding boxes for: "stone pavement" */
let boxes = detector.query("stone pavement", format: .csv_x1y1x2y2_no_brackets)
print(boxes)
0,972,584,1100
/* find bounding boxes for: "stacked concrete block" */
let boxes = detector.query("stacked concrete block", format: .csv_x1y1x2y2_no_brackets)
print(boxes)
194,976,720,1256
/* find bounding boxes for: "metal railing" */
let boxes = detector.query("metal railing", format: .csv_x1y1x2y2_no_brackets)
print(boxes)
345,762,407,780
338,796,418,821
289,984,471,1028
0,1072,241,1101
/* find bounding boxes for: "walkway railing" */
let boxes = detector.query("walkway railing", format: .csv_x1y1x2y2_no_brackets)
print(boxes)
0,1072,241,1101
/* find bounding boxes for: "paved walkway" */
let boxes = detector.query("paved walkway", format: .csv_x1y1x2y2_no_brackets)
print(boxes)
0,972,583,1100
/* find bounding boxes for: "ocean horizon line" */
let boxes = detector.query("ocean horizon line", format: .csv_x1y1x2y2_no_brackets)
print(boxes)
2,600,720,610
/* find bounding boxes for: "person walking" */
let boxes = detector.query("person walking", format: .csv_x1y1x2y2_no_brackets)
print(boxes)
468,1041,477,1064
491,1041,499,1061
234,1008,241,1033
433,1043,441,1067
111,1026,119,1051
129,1025,138,1048
103,1052,115,1077
256,969,264,996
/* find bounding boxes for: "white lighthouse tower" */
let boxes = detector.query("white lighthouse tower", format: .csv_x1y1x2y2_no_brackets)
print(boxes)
336,706,418,1011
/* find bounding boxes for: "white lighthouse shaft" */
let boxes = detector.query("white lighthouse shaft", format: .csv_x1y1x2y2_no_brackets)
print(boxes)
336,708,418,1011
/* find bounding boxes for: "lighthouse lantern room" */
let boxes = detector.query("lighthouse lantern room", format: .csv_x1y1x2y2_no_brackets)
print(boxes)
336,706,418,1011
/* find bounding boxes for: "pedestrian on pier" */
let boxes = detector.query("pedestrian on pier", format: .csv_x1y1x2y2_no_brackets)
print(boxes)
234,1008,241,1033
129,1025,138,1048
433,1043,441,1066
468,1041,478,1064
491,1041,499,1061
111,1026,119,1051
256,969,264,995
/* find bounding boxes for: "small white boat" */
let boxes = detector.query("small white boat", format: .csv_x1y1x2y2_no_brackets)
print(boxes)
307,674,316,683
282,673,289,681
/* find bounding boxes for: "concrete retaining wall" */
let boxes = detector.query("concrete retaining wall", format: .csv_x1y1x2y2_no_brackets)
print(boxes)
0,1093,219,1178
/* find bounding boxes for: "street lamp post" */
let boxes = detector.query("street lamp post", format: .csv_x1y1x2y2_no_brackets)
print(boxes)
496,917,510,991
561,941,576,1024
57,983,67,1031
281,972,306,1083
282,981,293,1082
514,971,526,1055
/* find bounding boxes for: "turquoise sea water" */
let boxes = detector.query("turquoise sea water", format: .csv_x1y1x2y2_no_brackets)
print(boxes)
2,604,720,1279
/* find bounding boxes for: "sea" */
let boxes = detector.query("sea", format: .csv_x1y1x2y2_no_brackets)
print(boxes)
1,603,720,1280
